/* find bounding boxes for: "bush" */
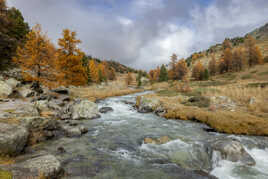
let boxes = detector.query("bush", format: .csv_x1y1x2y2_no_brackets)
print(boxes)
183,96,210,108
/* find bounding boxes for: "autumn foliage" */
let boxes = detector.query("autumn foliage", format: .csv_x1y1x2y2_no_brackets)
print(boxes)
13,24,57,87
192,61,205,80
125,72,133,85
56,29,87,86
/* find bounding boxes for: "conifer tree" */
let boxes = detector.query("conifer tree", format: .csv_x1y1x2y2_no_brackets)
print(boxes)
232,47,245,72
125,72,133,85
192,61,205,80
245,35,263,66
169,53,178,80
56,29,87,86
13,24,56,87
223,48,233,72
176,59,188,80
209,54,217,76
89,60,99,83
159,64,168,82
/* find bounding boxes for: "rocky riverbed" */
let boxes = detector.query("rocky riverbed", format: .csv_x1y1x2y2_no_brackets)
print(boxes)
0,78,268,179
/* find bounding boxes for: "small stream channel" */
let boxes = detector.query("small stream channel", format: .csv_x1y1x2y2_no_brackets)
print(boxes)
35,92,268,179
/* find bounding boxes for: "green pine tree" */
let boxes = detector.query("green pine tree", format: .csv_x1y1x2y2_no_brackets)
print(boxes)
159,64,168,82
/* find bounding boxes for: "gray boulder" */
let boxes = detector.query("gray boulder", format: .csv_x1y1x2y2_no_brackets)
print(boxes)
212,139,256,166
60,122,88,137
0,80,12,97
15,155,62,178
0,123,29,156
136,96,161,113
5,78,19,88
18,87,35,98
0,100,39,119
71,100,100,120
99,107,113,113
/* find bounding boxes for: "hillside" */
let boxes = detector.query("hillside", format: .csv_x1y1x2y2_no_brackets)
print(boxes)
186,22,268,68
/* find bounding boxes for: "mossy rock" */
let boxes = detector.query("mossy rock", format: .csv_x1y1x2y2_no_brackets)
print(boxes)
0,170,12,179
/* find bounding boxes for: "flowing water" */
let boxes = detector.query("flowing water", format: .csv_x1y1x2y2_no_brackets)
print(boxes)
36,92,268,179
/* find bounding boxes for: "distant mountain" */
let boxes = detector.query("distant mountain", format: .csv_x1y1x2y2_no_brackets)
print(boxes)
186,23,268,67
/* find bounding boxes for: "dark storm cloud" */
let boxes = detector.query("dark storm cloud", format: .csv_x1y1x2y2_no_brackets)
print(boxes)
7,0,268,70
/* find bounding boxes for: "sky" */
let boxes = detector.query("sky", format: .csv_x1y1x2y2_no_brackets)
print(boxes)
7,0,268,70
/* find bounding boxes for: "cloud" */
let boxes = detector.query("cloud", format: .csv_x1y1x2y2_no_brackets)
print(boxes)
6,0,268,70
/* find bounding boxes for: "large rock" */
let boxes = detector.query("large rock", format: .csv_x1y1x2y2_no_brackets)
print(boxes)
212,139,256,166
60,122,88,137
20,117,59,145
52,87,69,95
5,78,19,88
0,100,39,118
71,100,100,120
99,107,113,113
0,123,29,156
14,155,62,178
0,80,12,97
136,96,161,113
18,87,35,98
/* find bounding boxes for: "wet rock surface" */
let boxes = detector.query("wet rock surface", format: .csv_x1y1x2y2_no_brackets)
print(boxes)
99,107,113,113
71,99,100,120
0,123,29,156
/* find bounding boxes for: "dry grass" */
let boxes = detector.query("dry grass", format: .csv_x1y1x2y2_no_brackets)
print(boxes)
0,118,21,125
137,92,268,136
70,81,143,101
0,155,15,165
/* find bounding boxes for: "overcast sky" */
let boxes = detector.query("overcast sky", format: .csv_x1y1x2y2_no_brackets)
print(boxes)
7,0,268,70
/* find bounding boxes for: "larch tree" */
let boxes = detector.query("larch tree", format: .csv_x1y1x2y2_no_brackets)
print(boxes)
176,59,188,80
125,72,133,85
13,24,57,87
192,61,205,81
56,29,87,86
223,38,232,49
245,35,263,66
98,62,108,82
108,67,116,80
89,59,99,83
232,47,246,72
209,54,217,76
218,58,227,74
169,53,178,80
153,67,160,82
148,70,155,83
223,48,233,72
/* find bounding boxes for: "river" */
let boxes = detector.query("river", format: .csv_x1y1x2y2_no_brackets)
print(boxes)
36,92,268,179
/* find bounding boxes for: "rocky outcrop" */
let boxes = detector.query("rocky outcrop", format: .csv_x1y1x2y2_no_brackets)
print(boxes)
13,155,63,179
71,100,100,120
99,107,113,113
18,87,35,98
60,121,88,137
19,117,58,145
136,96,161,113
0,123,29,156
212,139,256,166
0,100,39,118
5,78,19,88
0,80,12,97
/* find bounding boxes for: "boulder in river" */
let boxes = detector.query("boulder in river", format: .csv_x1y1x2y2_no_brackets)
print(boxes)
0,80,12,98
13,155,63,178
0,123,29,156
18,87,35,98
60,122,88,137
136,96,161,113
99,107,113,113
71,100,100,120
212,138,256,166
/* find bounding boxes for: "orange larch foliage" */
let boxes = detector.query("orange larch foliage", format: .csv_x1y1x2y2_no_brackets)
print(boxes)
209,54,217,76
169,53,178,80
232,47,246,72
175,59,188,80
56,29,87,86
89,59,99,83
245,35,263,66
192,61,205,80
153,67,160,82
125,72,133,85
13,24,57,87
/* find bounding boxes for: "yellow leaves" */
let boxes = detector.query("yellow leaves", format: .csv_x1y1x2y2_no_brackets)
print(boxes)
89,60,99,83
13,24,57,87
56,28,87,86
192,61,205,80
